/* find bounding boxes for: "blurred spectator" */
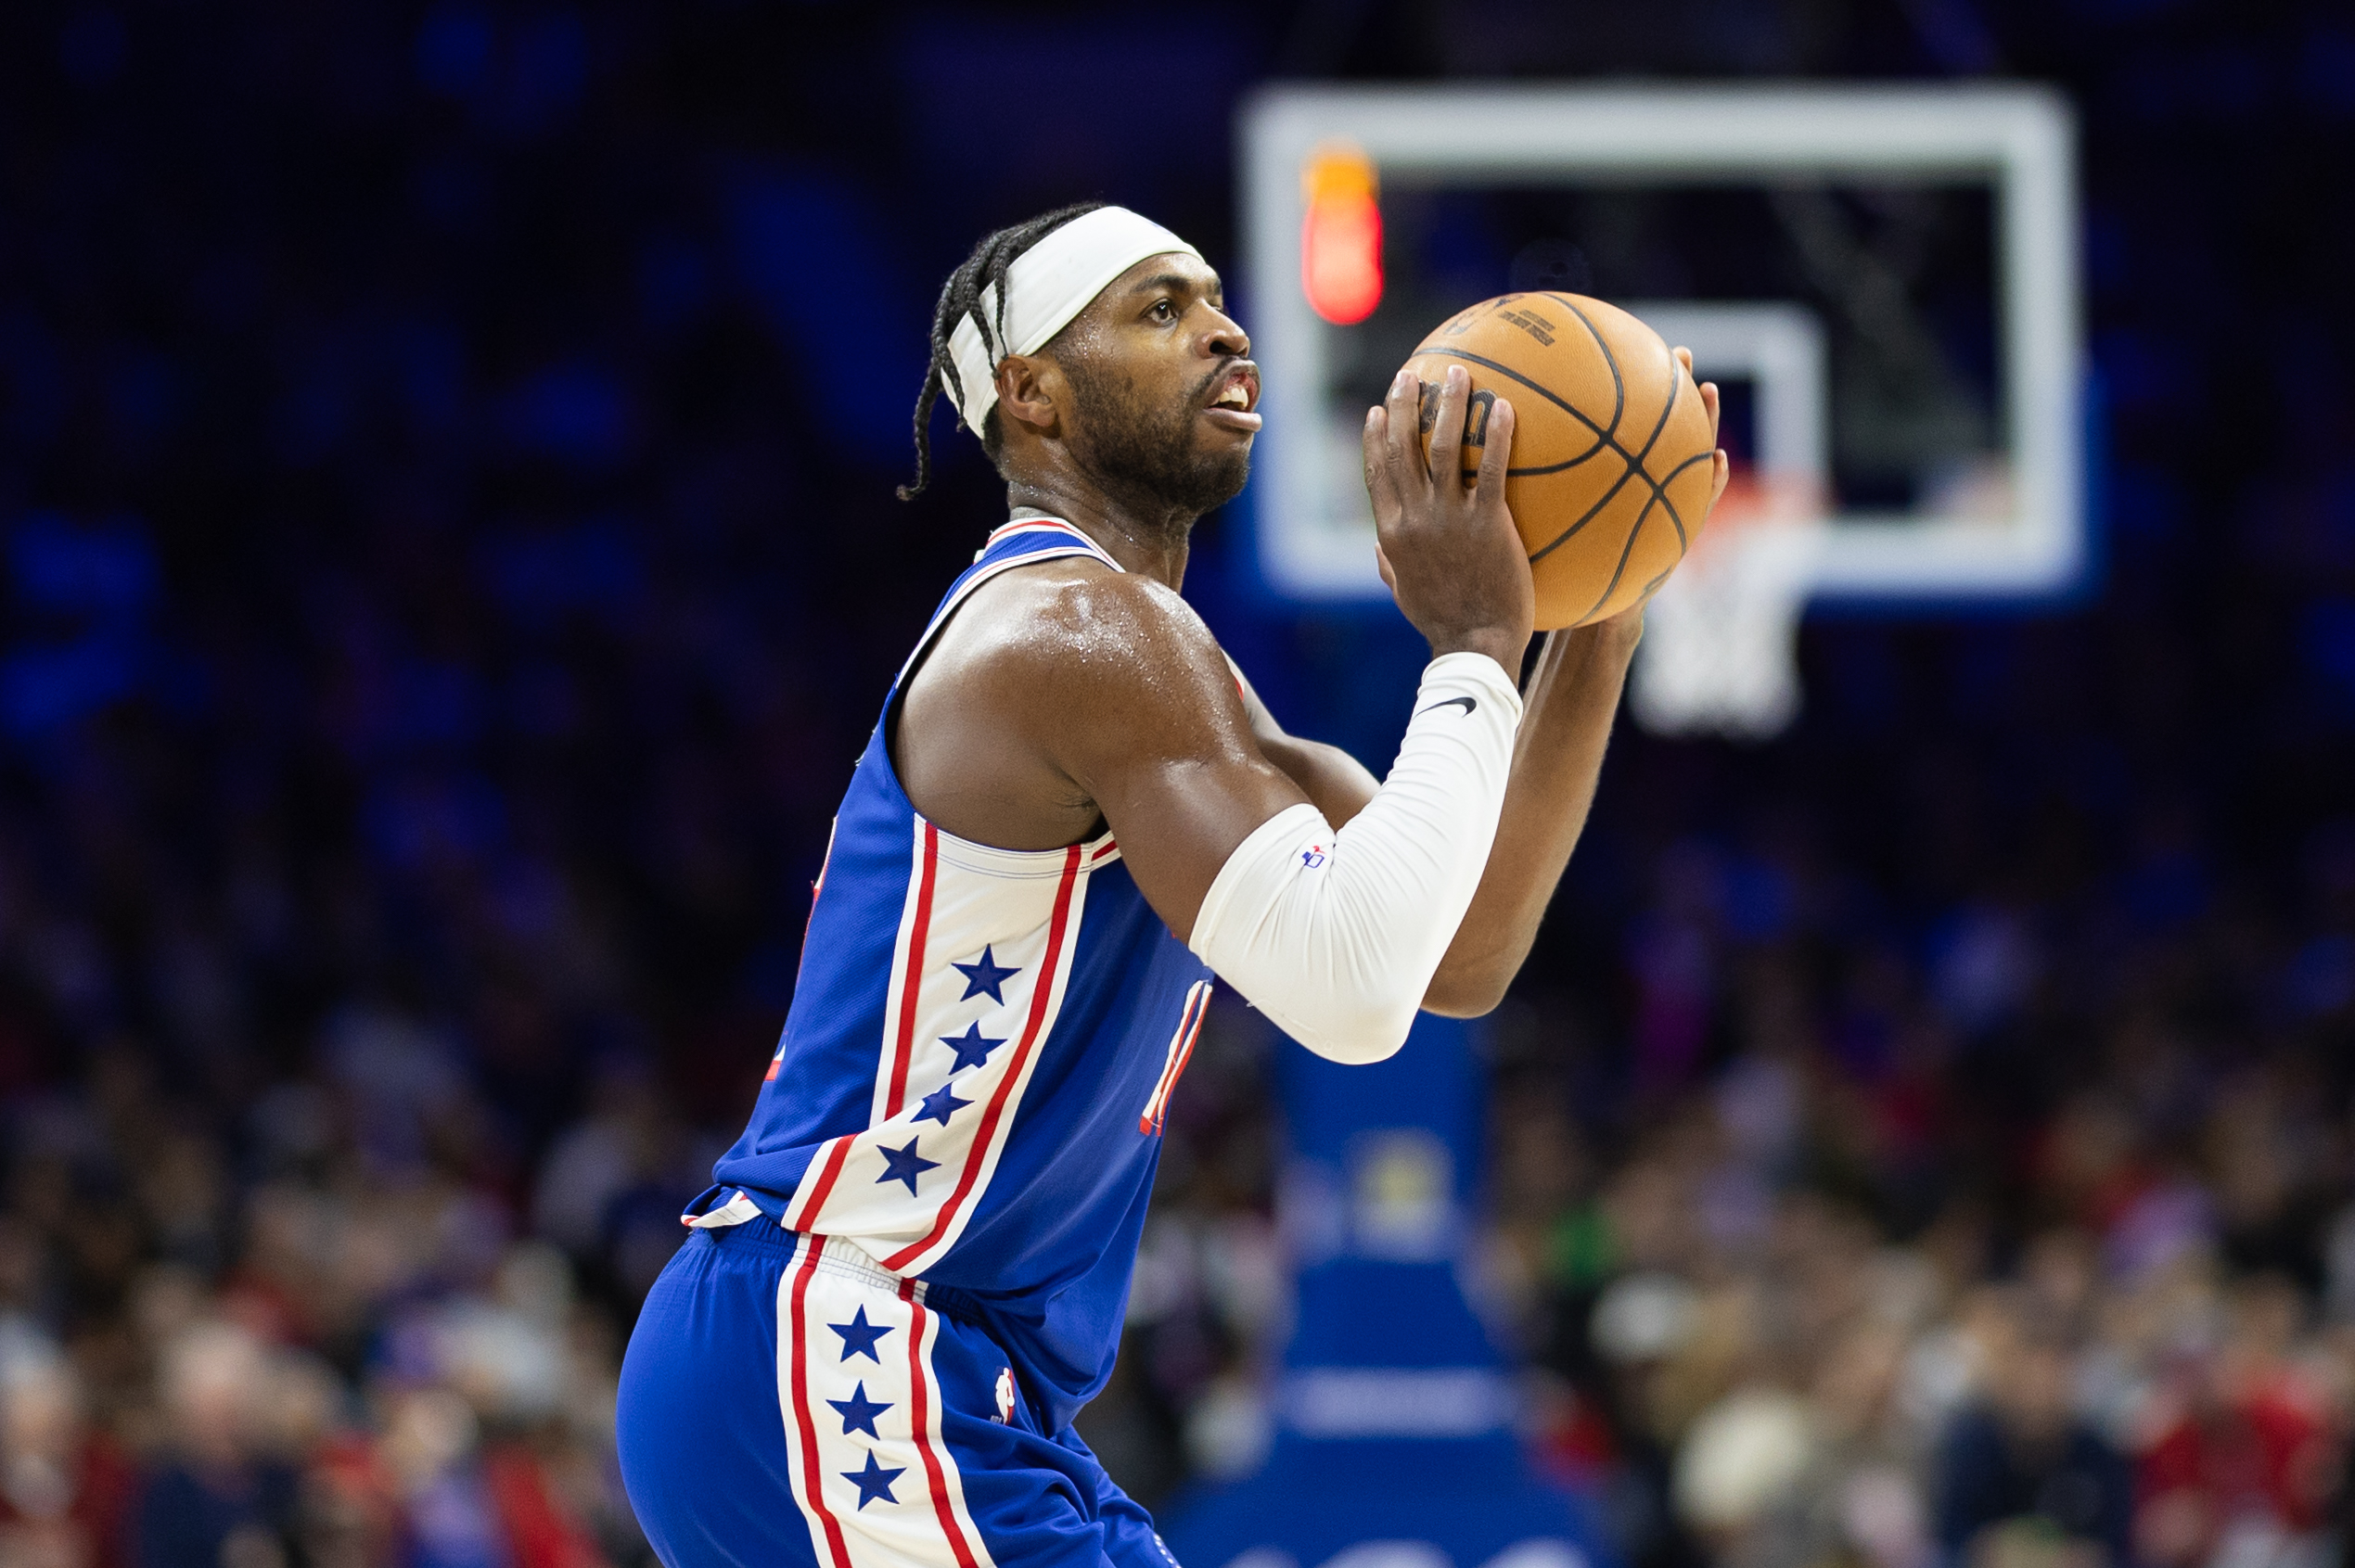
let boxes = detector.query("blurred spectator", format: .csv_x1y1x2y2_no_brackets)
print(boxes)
135,1323,296,1568
1934,1302,2133,1568
0,1350,134,1568
2134,1278,2338,1568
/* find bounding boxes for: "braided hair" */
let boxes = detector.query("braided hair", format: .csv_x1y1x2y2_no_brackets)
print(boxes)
897,202,1106,502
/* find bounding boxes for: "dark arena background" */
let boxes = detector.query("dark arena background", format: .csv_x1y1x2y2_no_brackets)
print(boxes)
3,6,2354,1568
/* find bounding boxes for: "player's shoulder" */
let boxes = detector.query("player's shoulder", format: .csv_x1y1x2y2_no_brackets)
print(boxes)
945,555,1230,705
964,555,1213,658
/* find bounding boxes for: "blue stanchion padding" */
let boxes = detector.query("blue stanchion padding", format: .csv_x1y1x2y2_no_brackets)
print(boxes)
1160,1015,1617,1568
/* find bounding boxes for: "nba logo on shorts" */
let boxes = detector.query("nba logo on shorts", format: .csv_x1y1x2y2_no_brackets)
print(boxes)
994,1367,1017,1424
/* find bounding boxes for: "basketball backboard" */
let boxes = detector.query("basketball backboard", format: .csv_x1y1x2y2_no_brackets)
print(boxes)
1236,83,2089,734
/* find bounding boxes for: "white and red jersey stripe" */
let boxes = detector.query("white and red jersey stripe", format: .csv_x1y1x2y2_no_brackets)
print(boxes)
780,824,1093,1276
709,517,1220,1435
1139,980,1211,1137
774,1235,995,1568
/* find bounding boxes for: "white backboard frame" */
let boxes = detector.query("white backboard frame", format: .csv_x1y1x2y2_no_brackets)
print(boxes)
1238,83,2084,606
1630,302,1828,493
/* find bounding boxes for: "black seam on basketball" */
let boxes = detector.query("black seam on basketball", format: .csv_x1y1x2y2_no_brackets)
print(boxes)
1652,449,1714,552
1522,338,1681,564
1408,350,1613,465
1414,307,1692,569
1529,440,1673,563
1566,337,1694,602
1547,296,1626,443
1558,340,1689,569
1529,459,1645,564
1628,339,1681,472
1583,490,1658,623
1407,342,1668,558
1635,336,1706,551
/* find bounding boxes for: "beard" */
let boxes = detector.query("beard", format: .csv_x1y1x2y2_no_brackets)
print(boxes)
1057,355,1251,522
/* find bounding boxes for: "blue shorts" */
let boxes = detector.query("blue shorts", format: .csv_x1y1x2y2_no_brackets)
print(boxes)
617,1217,1177,1568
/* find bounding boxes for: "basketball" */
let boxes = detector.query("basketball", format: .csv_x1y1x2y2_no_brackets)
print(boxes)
1406,293,1719,631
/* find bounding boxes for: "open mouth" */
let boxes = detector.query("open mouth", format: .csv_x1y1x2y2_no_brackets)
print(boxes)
1203,364,1262,431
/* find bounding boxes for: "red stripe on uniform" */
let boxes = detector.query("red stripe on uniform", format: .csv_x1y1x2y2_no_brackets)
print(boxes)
1139,986,1202,1134
1141,983,1211,1136
885,822,941,1119
1089,839,1120,862
1160,994,1209,1128
882,844,1082,1272
984,518,1093,549
787,1239,854,1568
787,1136,854,1231
899,1281,981,1568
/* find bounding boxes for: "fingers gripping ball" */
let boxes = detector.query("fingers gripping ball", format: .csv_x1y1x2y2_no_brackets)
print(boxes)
1409,293,1718,631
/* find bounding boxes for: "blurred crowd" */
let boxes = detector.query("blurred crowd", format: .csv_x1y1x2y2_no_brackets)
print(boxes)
1463,820,2355,1568
13,822,2355,1568
0,1026,732,1568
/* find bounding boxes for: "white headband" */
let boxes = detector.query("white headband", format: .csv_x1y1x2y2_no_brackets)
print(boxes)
943,206,1202,437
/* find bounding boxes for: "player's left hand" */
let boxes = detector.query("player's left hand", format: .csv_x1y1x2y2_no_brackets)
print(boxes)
1678,346,1733,520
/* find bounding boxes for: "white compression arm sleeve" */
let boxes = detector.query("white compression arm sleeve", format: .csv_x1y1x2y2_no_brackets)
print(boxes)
1186,652,1524,1064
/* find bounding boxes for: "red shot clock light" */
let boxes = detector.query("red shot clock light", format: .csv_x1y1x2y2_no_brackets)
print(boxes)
1300,143,1382,325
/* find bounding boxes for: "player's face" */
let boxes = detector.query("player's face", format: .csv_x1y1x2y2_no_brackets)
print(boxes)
1049,253,1259,519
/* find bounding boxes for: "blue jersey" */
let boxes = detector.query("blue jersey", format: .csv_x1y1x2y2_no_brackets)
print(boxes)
700,517,1216,1434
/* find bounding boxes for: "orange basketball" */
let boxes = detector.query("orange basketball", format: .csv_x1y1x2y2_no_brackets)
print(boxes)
1407,293,1718,631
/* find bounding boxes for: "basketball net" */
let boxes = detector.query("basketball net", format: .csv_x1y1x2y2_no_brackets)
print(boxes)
1628,471,1826,742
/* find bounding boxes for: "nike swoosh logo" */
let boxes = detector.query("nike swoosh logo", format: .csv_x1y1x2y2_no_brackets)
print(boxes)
1418,695,1478,717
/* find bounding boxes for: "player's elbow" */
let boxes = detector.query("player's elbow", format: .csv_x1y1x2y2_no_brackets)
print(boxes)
1419,980,1507,1019
1420,954,1515,1018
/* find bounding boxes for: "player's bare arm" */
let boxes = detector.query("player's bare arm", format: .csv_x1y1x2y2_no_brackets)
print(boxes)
897,560,1306,929
902,345,1536,952
1233,669,1379,830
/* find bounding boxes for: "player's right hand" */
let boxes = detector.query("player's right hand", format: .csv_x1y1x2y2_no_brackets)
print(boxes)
1363,363,1534,678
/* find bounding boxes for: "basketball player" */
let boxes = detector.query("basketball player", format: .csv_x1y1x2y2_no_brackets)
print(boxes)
615,204,1725,1568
